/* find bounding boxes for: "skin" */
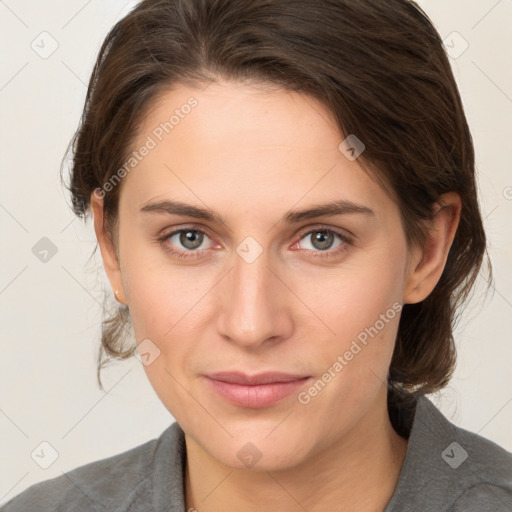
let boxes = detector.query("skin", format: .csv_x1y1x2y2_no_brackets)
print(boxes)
91,79,461,512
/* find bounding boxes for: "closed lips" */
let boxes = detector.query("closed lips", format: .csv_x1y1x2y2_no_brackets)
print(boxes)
205,372,310,385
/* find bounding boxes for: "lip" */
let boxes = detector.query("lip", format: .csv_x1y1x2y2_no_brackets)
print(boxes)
204,372,311,408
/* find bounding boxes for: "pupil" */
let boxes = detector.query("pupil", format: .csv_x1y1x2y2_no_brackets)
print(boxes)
181,230,202,249
314,231,332,250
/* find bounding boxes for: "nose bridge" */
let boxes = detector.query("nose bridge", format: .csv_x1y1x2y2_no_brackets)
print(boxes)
218,246,290,347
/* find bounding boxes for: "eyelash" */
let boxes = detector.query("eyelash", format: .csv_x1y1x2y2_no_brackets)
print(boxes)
157,225,353,261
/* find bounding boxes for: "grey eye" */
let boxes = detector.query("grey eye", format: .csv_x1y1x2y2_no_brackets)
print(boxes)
312,231,334,250
300,230,343,251
173,230,205,250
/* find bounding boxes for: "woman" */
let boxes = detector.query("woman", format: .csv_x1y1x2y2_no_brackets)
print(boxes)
3,0,511,510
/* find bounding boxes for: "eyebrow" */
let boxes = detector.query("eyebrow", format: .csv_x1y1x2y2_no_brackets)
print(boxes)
140,198,375,224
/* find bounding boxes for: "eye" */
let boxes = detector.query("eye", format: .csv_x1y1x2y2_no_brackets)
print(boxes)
157,225,353,261
295,227,352,258
158,227,214,259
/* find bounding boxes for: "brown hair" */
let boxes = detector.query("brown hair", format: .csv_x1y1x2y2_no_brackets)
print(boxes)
63,0,491,421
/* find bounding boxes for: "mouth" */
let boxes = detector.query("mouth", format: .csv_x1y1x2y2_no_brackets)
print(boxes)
203,371,312,408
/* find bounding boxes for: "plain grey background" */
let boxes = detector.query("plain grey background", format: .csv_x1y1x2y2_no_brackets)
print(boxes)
1,0,511,504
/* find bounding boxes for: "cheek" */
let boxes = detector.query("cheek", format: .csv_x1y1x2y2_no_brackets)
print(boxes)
292,245,406,389
121,218,407,359
293,250,404,340
118,234,195,336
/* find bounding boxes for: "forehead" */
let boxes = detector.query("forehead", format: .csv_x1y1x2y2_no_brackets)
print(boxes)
137,79,342,156
122,80,396,224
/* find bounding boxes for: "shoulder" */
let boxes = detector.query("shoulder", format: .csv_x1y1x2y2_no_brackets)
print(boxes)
446,423,512,511
450,482,512,511
385,396,512,511
0,422,184,512
0,439,158,512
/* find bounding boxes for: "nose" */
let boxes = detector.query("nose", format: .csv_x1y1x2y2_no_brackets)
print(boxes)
216,248,294,349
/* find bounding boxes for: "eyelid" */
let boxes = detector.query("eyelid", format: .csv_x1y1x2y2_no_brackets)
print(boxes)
158,223,215,240
295,224,353,243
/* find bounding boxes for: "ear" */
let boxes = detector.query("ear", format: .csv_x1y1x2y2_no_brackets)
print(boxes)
403,191,462,304
90,192,127,305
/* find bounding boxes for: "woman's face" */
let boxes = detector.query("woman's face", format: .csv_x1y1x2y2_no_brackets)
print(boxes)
105,80,417,470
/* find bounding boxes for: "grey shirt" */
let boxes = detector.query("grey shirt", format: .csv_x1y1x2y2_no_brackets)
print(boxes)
2,396,511,511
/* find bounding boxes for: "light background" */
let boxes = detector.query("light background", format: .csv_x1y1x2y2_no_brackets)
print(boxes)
1,0,511,504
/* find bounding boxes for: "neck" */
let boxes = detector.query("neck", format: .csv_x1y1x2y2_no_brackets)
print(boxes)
184,388,409,512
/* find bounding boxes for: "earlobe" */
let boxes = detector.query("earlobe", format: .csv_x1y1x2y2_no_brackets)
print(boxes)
403,192,461,304
90,193,127,305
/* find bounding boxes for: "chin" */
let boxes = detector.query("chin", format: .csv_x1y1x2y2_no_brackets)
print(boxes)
190,420,317,472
